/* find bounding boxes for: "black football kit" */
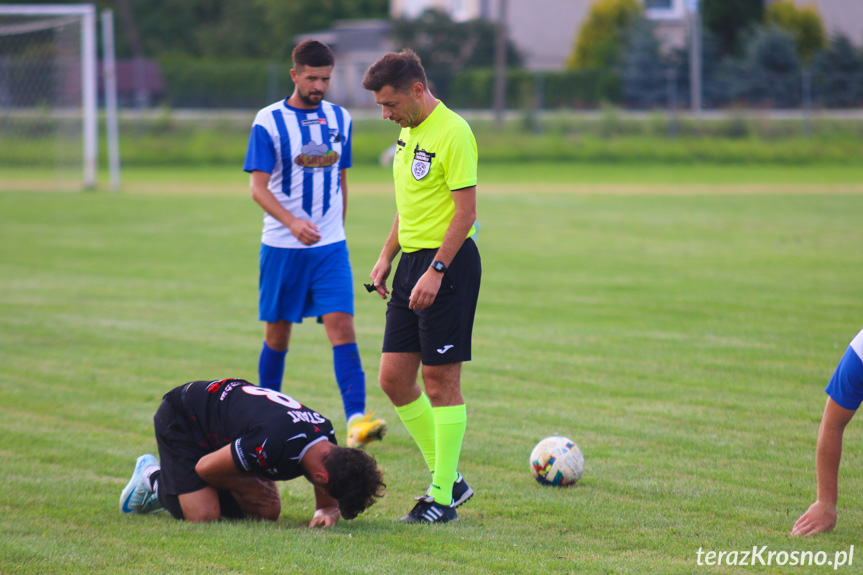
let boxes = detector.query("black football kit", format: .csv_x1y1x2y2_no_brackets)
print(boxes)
153,378,336,518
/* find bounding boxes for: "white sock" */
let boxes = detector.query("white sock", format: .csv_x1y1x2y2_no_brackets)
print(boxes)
143,466,160,492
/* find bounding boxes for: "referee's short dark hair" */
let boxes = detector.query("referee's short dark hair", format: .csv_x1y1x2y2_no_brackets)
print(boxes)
362,49,428,93
292,40,335,69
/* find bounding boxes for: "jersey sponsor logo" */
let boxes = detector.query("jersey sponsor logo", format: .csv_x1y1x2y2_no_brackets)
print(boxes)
288,410,327,425
295,140,340,168
411,145,435,181
218,379,245,401
301,118,327,127
206,378,246,399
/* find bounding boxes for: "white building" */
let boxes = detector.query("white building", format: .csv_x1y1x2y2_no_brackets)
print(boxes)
296,20,394,108
390,0,689,70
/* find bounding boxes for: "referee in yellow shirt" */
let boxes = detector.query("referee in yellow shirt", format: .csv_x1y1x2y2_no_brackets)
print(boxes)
362,50,481,523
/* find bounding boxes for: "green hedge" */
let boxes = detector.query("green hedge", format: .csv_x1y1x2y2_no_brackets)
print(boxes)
156,58,623,110
158,56,294,108
448,68,623,109
153,58,861,111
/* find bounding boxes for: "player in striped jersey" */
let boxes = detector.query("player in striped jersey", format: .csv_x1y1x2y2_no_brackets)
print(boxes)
792,327,863,535
243,40,386,449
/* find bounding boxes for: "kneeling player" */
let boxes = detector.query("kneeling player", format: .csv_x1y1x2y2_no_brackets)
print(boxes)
119,378,385,527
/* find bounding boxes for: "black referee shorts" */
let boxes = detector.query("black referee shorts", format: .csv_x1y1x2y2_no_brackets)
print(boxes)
383,238,481,366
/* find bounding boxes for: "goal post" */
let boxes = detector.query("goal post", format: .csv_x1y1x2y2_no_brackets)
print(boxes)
0,4,100,189
101,9,120,191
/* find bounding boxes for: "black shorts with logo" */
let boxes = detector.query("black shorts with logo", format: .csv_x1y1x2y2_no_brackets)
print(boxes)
382,238,481,366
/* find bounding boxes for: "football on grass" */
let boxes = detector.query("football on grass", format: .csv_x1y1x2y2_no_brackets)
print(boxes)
529,436,584,487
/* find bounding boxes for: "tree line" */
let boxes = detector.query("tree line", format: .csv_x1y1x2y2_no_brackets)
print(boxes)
572,0,863,108
14,0,863,109
22,0,388,59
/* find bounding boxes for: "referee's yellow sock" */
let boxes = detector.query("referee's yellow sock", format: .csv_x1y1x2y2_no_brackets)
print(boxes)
394,393,436,474
429,404,467,506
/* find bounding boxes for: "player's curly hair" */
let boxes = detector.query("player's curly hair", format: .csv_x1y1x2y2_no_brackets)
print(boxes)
322,446,386,520
361,49,428,93
292,39,335,69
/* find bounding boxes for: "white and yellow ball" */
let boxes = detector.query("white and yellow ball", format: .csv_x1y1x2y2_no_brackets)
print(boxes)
529,436,584,487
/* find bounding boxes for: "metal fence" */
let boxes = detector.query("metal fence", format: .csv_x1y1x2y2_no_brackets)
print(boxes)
623,69,863,111
2,55,862,113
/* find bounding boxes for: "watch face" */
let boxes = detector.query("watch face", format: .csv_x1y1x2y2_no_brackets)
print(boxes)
433,261,446,272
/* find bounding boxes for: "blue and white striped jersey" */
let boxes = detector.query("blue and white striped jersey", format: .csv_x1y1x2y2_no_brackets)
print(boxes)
244,99,352,249
826,328,863,410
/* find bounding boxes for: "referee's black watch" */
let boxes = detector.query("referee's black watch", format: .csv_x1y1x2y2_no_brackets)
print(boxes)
431,260,447,273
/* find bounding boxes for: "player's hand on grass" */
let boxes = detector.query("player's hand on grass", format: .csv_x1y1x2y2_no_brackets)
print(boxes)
288,219,321,245
309,506,340,528
369,259,392,300
791,500,837,536
409,269,443,310
236,476,281,507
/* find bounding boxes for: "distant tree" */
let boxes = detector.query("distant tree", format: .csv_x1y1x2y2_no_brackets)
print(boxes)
255,0,389,59
669,29,731,108
568,0,643,71
622,19,666,108
810,35,863,107
765,0,827,63
737,27,801,107
392,9,522,100
701,0,764,59
191,0,273,59
125,0,227,58
19,0,390,59
17,0,388,59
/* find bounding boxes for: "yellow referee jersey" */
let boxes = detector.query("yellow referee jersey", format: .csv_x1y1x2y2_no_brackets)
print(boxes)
392,101,477,253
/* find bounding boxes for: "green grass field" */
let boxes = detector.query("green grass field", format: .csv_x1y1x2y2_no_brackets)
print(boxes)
2,164,863,574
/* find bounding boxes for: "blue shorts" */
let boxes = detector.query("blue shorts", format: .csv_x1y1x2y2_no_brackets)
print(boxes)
259,240,355,324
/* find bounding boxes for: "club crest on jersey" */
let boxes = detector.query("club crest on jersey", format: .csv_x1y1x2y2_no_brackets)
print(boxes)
411,145,435,181
295,141,340,169
255,441,269,467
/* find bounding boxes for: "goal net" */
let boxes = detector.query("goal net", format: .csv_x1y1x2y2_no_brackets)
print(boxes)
0,5,97,190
